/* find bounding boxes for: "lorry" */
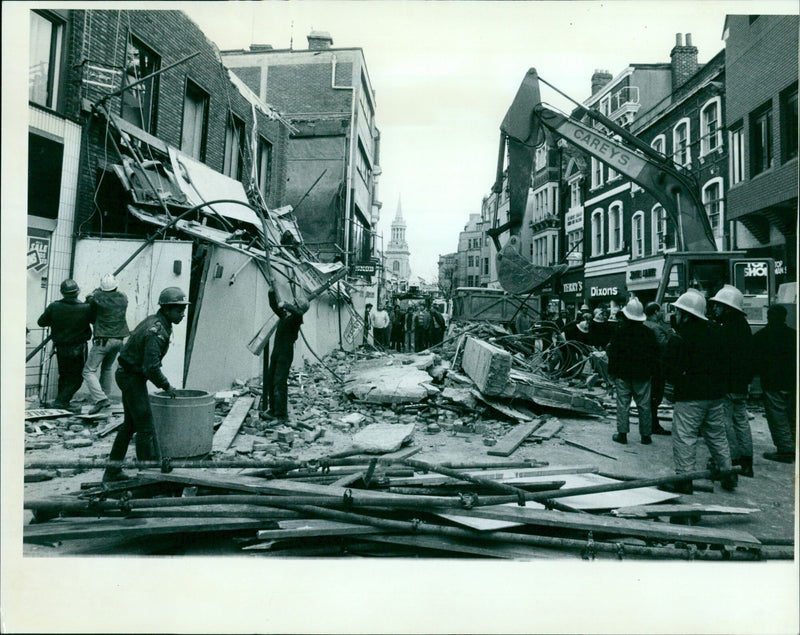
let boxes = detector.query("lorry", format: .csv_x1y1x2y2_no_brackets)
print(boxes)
488,69,781,327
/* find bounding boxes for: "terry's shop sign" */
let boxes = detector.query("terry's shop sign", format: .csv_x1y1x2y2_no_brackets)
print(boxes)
562,280,583,294
351,262,377,276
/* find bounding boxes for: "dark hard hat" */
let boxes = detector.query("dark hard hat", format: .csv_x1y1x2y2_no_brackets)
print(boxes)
158,287,190,306
644,302,660,317
60,279,79,297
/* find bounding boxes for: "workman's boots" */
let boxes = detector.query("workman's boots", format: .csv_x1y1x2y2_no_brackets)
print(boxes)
733,456,754,478
102,468,133,483
612,433,627,445
706,460,739,492
651,423,671,436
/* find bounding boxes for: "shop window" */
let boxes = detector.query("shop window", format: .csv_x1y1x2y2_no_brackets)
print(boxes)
223,113,245,181
121,36,160,134
591,209,604,256
257,137,273,199
181,79,209,161
750,101,773,175
29,10,64,109
702,178,724,243
672,118,691,167
631,211,644,259
780,83,798,162
28,132,63,220
700,97,722,156
729,122,745,185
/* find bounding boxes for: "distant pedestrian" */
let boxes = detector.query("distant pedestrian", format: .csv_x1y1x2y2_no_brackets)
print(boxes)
414,301,433,351
429,302,446,347
390,303,405,351
642,302,674,436
607,297,659,445
37,279,92,410
104,287,188,482
660,289,737,494
709,285,755,477
83,274,130,414
404,305,416,352
363,303,373,347
370,303,391,348
751,305,796,464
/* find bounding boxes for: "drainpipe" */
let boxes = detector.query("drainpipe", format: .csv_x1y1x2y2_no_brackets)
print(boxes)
331,54,357,268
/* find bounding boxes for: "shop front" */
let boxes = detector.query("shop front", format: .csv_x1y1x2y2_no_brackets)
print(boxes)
585,271,627,312
558,268,585,318
626,257,664,305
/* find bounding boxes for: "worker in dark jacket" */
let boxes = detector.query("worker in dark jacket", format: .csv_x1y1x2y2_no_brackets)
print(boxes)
607,297,659,445
643,302,675,435
660,289,736,494
265,287,308,422
37,279,93,410
103,287,188,482
709,285,755,476
752,305,796,463
588,307,612,349
82,273,130,414
429,302,446,347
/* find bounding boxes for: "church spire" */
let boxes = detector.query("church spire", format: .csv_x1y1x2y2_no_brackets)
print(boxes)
395,195,403,221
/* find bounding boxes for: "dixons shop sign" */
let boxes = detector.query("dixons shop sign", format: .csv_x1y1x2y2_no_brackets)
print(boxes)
586,272,626,299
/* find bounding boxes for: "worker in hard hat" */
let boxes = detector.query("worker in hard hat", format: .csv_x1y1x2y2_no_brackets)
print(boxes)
103,287,188,482
709,285,755,477
264,286,309,423
607,297,659,445
642,302,675,436
82,274,130,414
751,305,796,464
660,289,737,494
37,279,93,410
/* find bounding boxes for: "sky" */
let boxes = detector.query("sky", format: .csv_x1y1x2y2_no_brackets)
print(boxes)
180,0,796,281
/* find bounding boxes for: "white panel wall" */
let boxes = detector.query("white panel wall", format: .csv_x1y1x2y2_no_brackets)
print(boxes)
73,238,193,397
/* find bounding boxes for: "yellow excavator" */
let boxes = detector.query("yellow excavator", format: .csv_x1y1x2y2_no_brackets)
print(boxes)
489,69,778,327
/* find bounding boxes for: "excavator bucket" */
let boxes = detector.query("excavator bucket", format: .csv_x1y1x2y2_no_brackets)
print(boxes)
497,236,569,296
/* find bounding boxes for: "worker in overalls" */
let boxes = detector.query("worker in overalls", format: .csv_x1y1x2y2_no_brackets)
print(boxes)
103,287,188,482
265,286,308,422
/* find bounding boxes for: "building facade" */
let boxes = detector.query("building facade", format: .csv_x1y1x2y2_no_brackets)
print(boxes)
221,33,382,270
456,213,487,288
723,15,798,289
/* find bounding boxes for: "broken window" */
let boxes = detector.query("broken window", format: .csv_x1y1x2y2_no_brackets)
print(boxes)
29,10,64,109
182,79,209,161
28,132,63,219
121,37,160,133
223,113,245,181
257,137,273,199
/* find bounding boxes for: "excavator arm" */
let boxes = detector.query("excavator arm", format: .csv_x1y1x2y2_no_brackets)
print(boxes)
494,68,717,295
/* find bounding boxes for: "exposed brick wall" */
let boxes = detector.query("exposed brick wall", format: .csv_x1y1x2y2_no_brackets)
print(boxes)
64,9,291,234
234,66,262,96
267,63,353,115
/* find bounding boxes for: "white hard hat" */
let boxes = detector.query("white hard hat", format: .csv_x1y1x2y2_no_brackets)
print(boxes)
673,289,708,321
622,297,646,321
100,273,118,291
710,284,745,313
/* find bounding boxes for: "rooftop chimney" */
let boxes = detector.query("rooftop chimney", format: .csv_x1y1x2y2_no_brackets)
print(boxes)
671,33,698,90
307,31,333,50
249,44,274,52
591,69,613,96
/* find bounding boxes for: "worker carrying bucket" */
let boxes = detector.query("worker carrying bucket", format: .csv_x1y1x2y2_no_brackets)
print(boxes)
103,287,189,482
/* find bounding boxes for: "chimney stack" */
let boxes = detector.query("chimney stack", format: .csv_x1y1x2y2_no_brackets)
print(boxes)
591,69,613,96
671,32,698,90
307,31,333,50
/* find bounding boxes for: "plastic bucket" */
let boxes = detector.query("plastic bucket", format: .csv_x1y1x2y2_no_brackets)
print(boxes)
150,389,214,458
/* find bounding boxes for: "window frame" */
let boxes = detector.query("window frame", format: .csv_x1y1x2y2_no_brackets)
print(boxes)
181,77,209,162
223,112,245,181
590,157,604,189
750,101,773,176
672,118,691,167
702,177,724,245
121,35,161,134
652,204,677,253
780,82,798,163
257,136,273,199
29,10,65,110
650,134,666,157
700,96,722,157
608,201,623,252
591,208,604,257
729,122,745,185
631,211,644,259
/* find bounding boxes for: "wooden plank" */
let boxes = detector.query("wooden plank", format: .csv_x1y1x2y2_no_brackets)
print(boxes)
357,534,564,560
487,421,541,457
386,465,599,487
97,418,124,438
461,337,511,396
447,506,761,548
256,519,384,540
531,419,563,439
612,504,760,519
25,408,73,420
23,516,269,543
330,471,364,487
212,396,254,453
472,391,536,422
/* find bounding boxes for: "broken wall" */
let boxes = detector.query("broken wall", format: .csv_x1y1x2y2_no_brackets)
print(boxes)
185,245,352,392
72,238,193,396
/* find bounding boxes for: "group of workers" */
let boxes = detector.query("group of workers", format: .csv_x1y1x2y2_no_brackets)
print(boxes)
554,287,796,494
364,299,446,353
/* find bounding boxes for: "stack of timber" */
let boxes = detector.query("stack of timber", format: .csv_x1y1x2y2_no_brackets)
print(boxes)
23,453,784,560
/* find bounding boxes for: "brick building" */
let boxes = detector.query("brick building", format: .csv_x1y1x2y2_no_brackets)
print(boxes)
221,33,382,269
723,15,798,288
